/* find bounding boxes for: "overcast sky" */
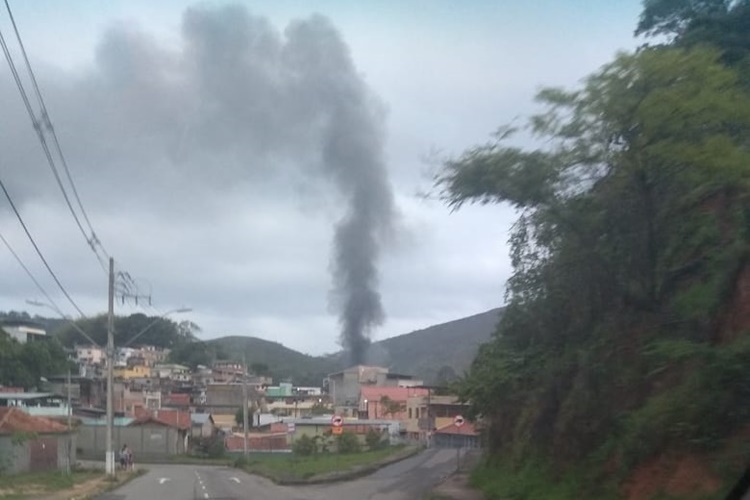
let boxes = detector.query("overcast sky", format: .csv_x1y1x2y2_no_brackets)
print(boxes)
0,0,642,355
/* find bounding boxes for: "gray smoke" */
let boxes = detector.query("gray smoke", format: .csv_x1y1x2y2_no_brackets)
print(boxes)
0,5,394,361
282,18,395,364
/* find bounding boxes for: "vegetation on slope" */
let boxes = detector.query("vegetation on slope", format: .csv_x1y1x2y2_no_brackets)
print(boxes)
438,1,750,497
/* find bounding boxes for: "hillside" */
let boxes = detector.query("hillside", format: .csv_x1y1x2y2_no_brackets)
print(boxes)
364,308,503,384
207,335,338,387
208,308,502,386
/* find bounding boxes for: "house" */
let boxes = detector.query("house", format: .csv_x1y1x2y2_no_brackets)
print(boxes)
78,410,190,461
164,393,191,409
113,365,152,380
327,365,389,409
432,421,481,449
359,386,428,421
75,345,105,365
405,394,469,440
1,320,46,343
0,407,75,474
212,413,237,434
154,363,190,382
0,392,71,419
190,413,216,438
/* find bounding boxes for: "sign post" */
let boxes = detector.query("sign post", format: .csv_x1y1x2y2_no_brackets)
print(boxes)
331,415,344,472
453,415,465,471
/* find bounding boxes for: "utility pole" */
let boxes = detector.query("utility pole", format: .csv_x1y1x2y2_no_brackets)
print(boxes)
105,257,115,477
242,356,249,458
66,368,72,475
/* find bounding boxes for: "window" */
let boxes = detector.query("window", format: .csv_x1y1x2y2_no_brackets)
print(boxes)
408,408,412,419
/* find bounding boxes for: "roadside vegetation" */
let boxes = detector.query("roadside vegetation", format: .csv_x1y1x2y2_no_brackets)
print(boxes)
437,0,750,497
234,432,415,483
0,467,142,499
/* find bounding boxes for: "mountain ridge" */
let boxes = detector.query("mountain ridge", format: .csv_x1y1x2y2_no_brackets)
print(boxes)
208,307,503,385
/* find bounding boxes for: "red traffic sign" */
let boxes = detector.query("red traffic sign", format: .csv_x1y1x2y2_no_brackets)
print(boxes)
453,415,465,428
331,415,344,427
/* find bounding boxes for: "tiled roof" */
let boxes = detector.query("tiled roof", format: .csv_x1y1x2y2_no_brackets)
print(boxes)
434,421,479,436
164,393,190,406
129,409,190,430
0,407,69,434
360,386,428,402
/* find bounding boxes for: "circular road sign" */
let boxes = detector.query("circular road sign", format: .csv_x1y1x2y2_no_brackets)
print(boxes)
331,415,344,427
453,415,465,428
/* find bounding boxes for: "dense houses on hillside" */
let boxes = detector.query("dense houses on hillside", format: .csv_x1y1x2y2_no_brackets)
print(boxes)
1,322,479,474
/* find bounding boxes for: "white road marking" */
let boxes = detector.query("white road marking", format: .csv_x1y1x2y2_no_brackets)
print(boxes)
158,477,171,485
230,477,241,484
202,484,207,490
203,493,209,499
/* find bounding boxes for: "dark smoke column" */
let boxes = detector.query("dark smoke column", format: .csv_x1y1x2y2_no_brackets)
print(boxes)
284,17,395,366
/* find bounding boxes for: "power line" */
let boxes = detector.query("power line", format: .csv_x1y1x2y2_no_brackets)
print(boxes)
0,13,107,272
4,0,107,260
0,176,86,317
0,229,64,315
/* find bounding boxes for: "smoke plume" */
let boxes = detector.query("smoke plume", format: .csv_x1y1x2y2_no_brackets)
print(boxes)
0,5,394,362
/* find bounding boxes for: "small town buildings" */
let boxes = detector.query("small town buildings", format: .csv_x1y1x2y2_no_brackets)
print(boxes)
0,407,75,473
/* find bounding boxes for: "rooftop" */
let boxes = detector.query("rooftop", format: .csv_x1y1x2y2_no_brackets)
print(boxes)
0,392,57,400
435,421,480,436
360,386,428,402
0,407,69,434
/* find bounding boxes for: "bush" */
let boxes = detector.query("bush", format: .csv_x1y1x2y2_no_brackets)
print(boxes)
365,428,386,450
293,434,317,456
337,432,361,454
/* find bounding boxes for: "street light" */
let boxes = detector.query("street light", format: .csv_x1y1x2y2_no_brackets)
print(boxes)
122,307,192,347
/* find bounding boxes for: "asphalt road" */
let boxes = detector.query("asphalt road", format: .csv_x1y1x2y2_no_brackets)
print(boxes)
96,448,462,500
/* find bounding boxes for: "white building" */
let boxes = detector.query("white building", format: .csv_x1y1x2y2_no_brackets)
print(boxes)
75,345,105,365
2,322,46,343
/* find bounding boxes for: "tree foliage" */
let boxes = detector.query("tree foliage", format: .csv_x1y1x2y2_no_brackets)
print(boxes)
0,330,72,389
438,44,750,470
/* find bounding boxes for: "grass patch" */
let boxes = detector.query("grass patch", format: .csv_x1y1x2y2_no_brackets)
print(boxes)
237,444,414,483
0,469,100,498
469,456,620,500
165,454,233,466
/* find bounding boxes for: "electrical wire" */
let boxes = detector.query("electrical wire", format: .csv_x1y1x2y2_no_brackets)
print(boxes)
3,0,104,256
0,176,86,317
0,229,64,315
0,17,107,272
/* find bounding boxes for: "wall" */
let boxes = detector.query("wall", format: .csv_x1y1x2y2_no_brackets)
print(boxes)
0,434,75,474
77,425,186,461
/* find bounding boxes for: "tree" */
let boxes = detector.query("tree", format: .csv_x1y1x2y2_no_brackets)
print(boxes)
0,330,73,389
379,396,405,418
436,45,750,465
636,0,750,67
365,428,386,450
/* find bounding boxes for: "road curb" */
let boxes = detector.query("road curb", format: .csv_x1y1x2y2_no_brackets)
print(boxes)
242,445,424,485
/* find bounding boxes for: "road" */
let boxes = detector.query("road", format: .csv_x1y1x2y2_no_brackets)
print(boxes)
95,448,461,500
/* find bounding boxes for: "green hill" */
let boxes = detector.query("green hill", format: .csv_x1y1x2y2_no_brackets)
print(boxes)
207,335,338,387
365,308,503,384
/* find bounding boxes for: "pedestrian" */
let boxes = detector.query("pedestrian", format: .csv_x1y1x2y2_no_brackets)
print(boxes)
119,445,128,470
127,448,135,471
